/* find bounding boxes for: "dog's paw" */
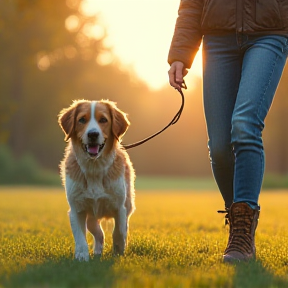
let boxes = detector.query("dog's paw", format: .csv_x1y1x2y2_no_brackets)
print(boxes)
94,243,103,256
75,250,90,261
113,244,125,256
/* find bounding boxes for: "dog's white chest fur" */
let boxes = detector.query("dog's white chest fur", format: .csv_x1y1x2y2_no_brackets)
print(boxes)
65,163,126,217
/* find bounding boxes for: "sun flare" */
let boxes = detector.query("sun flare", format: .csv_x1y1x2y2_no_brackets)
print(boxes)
79,0,203,90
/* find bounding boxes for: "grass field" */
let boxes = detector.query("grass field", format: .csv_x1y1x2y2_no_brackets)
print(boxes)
1,186,288,288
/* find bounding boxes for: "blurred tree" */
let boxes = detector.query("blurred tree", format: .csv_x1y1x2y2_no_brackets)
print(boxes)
0,0,104,154
0,0,149,170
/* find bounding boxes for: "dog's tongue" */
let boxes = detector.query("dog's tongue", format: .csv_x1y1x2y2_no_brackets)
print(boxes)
87,145,99,155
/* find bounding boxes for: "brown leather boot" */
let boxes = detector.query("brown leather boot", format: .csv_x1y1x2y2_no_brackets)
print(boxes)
223,202,260,263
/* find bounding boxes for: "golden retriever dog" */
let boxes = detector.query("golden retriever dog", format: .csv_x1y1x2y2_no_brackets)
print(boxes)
58,99,135,261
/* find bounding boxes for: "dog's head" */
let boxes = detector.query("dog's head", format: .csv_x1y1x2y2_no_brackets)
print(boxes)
58,100,130,159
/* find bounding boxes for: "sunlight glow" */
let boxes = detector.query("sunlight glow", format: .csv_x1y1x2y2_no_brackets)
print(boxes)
65,15,80,32
80,0,203,90
37,53,50,71
96,51,113,66
83,23,105,40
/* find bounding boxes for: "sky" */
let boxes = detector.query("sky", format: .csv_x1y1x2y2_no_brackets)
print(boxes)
80,0,202,90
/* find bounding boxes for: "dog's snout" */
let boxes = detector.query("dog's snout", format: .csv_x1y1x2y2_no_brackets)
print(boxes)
88,130,99,140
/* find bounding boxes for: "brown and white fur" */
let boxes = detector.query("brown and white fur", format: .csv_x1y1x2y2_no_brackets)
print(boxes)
58,99,135,261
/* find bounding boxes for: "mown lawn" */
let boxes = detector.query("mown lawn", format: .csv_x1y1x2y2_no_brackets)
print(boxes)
0,186,288,288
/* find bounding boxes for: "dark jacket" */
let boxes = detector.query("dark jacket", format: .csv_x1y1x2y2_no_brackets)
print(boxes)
168,0,288,68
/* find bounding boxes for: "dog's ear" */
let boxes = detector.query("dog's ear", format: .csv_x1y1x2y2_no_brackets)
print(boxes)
58,104,77,142
109,102,130,141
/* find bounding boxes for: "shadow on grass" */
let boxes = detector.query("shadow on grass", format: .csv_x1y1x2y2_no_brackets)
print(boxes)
2,256,115,288
2,250,288,288
233,260,288,288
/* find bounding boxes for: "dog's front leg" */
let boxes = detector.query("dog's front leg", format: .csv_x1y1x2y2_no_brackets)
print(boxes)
113,206,127,255
69,208,89,261
87,215,104,255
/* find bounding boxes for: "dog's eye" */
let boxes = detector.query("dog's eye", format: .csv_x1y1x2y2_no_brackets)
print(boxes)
78,117,86,124
99,117,107,123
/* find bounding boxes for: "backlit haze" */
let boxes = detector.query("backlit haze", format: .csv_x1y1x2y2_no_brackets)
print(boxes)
79,0,203,90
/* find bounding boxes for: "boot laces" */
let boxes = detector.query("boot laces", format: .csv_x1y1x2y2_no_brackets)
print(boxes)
225,210,254,254
217,209,229,226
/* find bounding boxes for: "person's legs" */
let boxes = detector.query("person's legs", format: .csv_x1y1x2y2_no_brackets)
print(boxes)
202,34,242,209
224,35,288,262
232,35,288,208
203,34,288,262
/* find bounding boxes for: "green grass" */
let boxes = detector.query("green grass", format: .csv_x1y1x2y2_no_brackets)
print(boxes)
1,187,288,288
135,176,218,190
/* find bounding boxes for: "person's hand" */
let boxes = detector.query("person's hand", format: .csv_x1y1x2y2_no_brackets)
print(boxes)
168,61,188,90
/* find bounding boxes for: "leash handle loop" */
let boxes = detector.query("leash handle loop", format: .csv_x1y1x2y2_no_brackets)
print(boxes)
122,85,185,150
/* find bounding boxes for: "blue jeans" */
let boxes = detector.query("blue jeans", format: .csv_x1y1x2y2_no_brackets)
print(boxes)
202,34,288,209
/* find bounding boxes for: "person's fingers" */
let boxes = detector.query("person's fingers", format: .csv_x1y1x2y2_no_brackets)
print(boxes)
175,63,184,84
168,61,188,90
168,64,179,89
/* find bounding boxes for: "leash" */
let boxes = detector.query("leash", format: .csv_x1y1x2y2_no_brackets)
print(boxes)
123,82,186,150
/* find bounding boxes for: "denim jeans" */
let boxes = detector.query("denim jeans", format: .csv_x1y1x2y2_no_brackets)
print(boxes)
202,34,288,209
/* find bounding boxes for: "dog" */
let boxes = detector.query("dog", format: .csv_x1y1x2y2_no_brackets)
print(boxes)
58,99,135,261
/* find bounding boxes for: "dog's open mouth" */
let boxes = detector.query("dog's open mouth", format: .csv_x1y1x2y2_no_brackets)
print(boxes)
84,142,105,157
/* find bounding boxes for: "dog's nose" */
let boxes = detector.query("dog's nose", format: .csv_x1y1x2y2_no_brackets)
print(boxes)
88,130,99,141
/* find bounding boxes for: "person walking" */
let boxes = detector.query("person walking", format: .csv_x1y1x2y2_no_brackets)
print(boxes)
168,0,288,263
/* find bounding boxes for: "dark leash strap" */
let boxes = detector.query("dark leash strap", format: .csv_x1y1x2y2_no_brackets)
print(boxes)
123,82,186,150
